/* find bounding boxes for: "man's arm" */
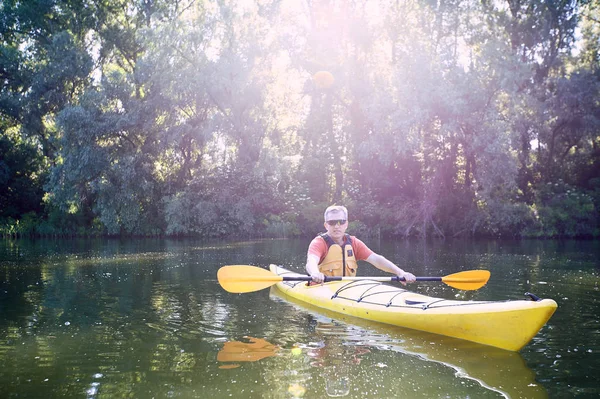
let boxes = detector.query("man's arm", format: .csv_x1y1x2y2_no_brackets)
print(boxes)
306,253,325,283
365,253,416,284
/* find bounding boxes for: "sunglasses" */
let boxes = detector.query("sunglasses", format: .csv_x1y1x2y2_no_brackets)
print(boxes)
326,219,347,226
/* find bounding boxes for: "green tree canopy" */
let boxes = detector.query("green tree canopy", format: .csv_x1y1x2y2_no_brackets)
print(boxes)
2,0,599,238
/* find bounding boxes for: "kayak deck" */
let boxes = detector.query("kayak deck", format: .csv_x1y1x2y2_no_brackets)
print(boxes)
269,264,557,351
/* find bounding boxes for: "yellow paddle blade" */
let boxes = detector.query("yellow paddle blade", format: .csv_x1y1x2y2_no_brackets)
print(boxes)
218,265,283,293
441,270,490,290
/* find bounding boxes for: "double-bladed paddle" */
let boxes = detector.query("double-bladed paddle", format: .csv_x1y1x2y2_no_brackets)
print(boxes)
217,265,490,293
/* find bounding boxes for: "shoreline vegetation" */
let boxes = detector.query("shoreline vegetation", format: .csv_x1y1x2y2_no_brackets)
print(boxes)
1,2,599,241
1,202,598,240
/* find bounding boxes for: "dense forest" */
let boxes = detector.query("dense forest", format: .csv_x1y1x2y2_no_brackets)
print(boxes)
1,0,599,238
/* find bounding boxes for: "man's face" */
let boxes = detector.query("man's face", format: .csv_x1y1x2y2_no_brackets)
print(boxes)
324,210,348,239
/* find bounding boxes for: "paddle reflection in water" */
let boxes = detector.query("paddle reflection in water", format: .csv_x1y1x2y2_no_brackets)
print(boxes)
270,288,548,399
217,337,279,369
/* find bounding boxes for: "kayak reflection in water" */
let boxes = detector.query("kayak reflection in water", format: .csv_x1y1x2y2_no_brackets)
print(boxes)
306,205,416,285
306,319,371,397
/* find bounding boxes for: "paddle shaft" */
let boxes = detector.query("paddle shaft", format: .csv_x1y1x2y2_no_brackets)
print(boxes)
281,276,441,282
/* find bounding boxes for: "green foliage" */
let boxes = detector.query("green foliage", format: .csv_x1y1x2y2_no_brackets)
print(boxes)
524,181,599,238
0,132,45,219
1,0,600,238
163,167,284,237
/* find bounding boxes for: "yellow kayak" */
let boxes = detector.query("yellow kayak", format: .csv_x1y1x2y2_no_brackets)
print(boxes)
269,264,557,351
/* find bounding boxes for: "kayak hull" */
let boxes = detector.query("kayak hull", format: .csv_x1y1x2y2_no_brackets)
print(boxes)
269,264,557,351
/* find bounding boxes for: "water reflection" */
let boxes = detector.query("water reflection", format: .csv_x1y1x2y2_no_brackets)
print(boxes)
305,321,370,397
217,336,279,368
271,288,548,399
1,237,598,398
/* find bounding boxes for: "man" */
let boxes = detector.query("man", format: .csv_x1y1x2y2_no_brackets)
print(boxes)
306,205,417,284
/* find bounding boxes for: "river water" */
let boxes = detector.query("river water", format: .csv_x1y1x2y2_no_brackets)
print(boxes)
0,238,598,398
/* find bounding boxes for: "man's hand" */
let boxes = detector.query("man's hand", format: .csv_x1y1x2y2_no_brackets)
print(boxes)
397,271,416,285
310,271,326,284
